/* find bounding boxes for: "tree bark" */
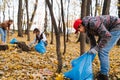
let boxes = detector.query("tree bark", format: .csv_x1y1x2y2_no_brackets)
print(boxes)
86,0,91,44
25,0,38,34
66,0,70,42
60,0,66,55
44,1,48,33
46,0,62,73
25,0,30,41
102,0,111,15
79,0,87,55
29,0,38,29
12,0,15,32
95,0,98,16
50,0,54,44
117,0,120,45
86,0,91,16
17,0,23,37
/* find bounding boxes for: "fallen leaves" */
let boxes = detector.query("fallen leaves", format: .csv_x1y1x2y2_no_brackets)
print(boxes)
0,33,120,79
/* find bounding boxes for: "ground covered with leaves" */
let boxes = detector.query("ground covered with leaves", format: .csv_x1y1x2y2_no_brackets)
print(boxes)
0,33,120,80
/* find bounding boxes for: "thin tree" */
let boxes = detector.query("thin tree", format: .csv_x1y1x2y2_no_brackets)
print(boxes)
50,0,54,44
117,0,120,45
44,1,48,34
46,0,62,73
85,0,91,44
25,0,30,41
50,19,54,44
2,0,6,22
25,0,38,34
102,0,111,15
29,0,38,29
60,0,66,54
95,0,98,16
17,0,23,37
12,0,15,32
118,0,120,18
86,0,91,16
56,0,62,34
6,1,11,20
66,0,70,42
0,3,1,22
79,0,87,55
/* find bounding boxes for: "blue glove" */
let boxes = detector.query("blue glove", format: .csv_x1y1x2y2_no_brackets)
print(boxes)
88,48,97,54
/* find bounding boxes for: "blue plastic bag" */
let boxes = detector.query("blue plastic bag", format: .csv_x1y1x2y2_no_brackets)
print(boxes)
35,40,46,54
10,38,18,44
64,52,96,80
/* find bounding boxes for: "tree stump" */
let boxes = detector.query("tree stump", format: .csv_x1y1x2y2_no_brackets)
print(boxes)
0,45,9,51
14,42,30,52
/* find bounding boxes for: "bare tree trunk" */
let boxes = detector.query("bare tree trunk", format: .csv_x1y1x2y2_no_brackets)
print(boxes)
102,0,111,15
2,0,5,22
60,0,66,55
0,4,1,23
25,0,38,34
66,0,70,42
29,0,38,29
25,0,30,41
46,0,62,73
12,0,15,32
86,0,91,16
17,0,23,37
50,22,54,44
44,1,48,33
90,0,93,16
117,0,120,45
95,0,98,16
50,0,54,44
118,0,120,18
79,0,87,55
86,0,91,44
6,2,10,20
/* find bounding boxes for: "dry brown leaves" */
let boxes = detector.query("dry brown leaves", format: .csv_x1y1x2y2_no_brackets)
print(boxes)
0,33,120,80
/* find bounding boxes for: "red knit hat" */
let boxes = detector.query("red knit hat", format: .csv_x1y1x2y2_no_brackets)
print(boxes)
73,19,82,34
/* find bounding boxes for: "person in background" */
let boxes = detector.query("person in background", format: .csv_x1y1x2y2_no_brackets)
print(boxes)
29,28,47,47
73,15,120,80
0,20,13,45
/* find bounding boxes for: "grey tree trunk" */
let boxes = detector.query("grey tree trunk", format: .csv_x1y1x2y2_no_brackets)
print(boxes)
79,0,87,55
95,0,98,16
25,0,30,41
66,0,70,42
17,0,23,37
117,0,120,45
102,0,111,15
12,0,15,32
44,1,47,33
60,0,66,55
50,0,54,44
25,0,38,34
46,0,62,73
29,0,38,29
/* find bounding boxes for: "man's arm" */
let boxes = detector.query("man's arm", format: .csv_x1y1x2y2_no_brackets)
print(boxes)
87,33,96,48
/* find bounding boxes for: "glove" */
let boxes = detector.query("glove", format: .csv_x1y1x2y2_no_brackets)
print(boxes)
88,48,98,54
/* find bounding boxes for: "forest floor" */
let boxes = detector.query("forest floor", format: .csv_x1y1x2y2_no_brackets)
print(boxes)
0,32,120,80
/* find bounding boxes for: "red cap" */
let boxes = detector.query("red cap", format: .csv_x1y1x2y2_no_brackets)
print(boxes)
73,19,82,34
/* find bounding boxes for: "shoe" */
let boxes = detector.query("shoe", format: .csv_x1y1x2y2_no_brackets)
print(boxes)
96,72,109,80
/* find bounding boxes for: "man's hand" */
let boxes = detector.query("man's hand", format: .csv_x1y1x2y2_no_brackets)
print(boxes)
88,48,98,54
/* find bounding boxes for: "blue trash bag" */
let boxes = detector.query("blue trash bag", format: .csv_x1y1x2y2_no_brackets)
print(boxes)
35,40,46,54
64,52,96,80
10,38,18,44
